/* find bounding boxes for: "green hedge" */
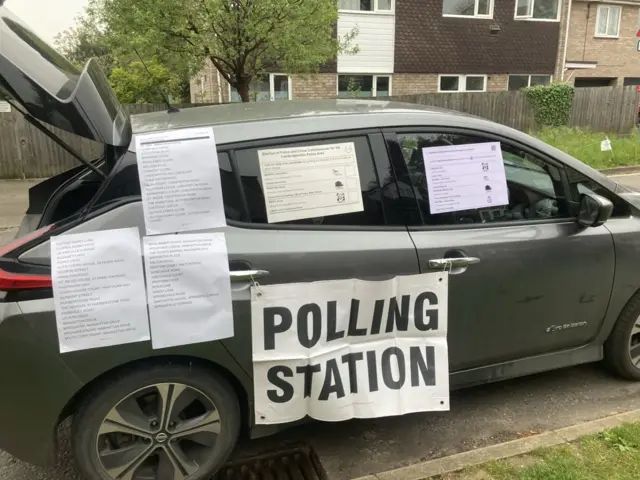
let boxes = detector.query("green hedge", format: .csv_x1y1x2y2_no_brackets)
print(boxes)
525,83,575,128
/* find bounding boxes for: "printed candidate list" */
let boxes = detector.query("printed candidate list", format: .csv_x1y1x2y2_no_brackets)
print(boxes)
423,142,509,214
51,227,150,353
135,126,226,235
258,142,364,223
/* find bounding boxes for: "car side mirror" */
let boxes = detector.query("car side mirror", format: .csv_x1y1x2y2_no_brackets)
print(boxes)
577,192,613,227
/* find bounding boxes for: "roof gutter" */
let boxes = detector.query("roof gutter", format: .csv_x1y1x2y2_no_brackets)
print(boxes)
561,0,573,81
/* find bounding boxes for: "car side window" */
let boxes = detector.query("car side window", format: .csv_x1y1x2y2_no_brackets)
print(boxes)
395,133,570,226
232,136,385,226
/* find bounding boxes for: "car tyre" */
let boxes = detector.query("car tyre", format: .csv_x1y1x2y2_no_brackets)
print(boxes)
604,292,640,380
71,362,241,480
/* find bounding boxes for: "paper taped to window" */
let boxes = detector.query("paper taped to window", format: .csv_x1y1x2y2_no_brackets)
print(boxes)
257,142,364,223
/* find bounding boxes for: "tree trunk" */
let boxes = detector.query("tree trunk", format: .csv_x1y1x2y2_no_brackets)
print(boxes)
235,82,250,102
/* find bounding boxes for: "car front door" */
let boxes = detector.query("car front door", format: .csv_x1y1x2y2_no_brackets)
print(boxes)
217,131,421,379
384,128,616,373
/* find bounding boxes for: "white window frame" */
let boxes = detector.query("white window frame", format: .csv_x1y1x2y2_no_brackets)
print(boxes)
437,74,488,92
507,74,553,89
337,74,393,97
595,5,622,38
338,0,394,14
514,0,562,22
442,0,494,19
228,73,293,102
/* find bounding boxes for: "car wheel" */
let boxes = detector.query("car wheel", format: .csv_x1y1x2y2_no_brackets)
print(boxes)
604,292,640,380
71,362,241,480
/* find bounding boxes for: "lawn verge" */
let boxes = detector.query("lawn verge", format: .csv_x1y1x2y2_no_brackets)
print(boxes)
437,421,640,479
350,410,640,480
534,127,640,170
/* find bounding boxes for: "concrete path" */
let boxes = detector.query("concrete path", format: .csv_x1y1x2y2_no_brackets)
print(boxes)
2,175,640,480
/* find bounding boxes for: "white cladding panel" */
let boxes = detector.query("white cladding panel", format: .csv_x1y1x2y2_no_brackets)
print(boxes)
337,12,395,74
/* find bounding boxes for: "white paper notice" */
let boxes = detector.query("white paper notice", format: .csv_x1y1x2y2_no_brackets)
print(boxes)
423,142,509,214
0,101,11,113
258,142,364,223
51,228,150,353
143,233,234,349
135,127,225,235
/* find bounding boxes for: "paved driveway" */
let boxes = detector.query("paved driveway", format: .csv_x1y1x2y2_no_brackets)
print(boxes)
0,180,40,246
3,175,640,480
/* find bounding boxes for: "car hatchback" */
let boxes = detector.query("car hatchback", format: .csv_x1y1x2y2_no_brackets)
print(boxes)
4,6,640,480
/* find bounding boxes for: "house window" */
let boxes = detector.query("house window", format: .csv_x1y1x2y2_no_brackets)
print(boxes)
230,74,292,102
508,74,552,90
338,0,392,12
438,75,487,92
595,5,621,37
443,0,493,17
515,0,560,20
338,75,391,97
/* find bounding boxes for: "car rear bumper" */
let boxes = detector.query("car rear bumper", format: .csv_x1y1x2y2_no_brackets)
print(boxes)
0,301,82,466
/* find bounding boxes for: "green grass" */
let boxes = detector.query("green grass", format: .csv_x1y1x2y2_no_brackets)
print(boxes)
434,422,640,480
534,127,640,170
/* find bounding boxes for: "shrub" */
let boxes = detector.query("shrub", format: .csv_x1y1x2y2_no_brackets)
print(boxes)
525,83,575,128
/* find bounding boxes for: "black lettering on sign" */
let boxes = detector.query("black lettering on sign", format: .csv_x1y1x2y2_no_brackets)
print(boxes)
341,352,364,394
386,295,410,333
297,303,322,348
366,350,379,392
267,366,294,403
265,346,439,404
327,300,345,341
410,346,436,386
414,292,439,331
348,299,367,336
263,307,292,350
319,358,346,400
296,364,322,398
370,299,385,335
381,347,405,390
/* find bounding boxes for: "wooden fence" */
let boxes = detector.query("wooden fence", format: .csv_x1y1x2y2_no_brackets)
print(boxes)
0,88,638,178
387,86,640,134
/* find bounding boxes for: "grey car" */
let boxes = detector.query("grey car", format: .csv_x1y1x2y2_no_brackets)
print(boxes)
3,7,640,480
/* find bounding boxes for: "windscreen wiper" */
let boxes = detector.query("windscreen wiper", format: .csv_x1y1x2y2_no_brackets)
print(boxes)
5,98,107,179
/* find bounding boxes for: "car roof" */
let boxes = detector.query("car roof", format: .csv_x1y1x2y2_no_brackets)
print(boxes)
127,98,618,192
129,99,501,147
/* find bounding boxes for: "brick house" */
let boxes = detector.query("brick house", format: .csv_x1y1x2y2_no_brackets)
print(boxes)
190,0,576,102
563,0,640,88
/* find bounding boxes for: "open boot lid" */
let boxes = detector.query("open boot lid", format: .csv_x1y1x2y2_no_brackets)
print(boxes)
0,5,131,147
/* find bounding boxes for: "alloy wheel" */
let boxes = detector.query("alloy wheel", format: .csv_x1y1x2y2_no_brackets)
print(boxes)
628,316,640,368
96,382,221,480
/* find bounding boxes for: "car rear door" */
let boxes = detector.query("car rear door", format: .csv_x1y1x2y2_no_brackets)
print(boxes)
217,131,422,376
383,127,616,373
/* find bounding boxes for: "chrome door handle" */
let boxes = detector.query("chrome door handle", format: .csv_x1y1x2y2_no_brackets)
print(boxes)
428,257,480,269
229,270,270,282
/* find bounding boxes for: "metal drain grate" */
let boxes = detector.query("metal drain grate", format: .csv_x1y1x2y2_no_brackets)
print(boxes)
213,445,329,480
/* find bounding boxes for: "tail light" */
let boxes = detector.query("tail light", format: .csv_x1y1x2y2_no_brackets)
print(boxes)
0,224,55,291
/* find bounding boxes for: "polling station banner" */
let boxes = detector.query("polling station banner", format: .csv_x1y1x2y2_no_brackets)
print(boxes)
251,273,449,424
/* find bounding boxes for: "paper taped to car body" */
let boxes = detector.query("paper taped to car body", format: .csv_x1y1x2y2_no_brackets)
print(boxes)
251,273,449,424
143,233,234,350
51,227,150,353
257,142,364,223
